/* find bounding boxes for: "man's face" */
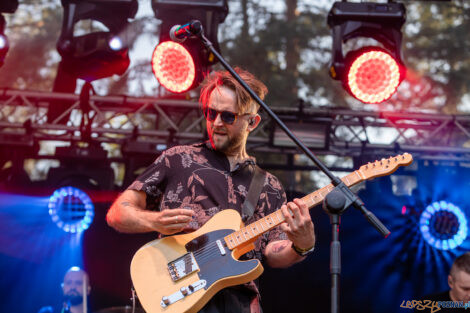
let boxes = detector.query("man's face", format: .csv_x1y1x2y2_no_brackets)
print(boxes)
449,270,470,302
206,86,252,155
62,270,89,305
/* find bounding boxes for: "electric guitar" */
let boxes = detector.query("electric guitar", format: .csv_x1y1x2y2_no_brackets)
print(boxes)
131,153,413,313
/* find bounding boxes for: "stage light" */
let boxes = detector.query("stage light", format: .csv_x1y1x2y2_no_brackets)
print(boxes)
0,16,9,67
0,1,18,67
0,34,6,49
327,2,406,104
152,41,196,93
347,48,401,104
0,32,7,67
152,0,228,93
419,201,468,250
55,0,138,82
109,36,124,51
48,186,95,234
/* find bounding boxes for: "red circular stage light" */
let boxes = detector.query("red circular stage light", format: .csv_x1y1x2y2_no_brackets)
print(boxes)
347,50,401,104
151,41,196,93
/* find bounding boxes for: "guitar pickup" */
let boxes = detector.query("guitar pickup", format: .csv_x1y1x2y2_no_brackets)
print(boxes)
167,252,199,282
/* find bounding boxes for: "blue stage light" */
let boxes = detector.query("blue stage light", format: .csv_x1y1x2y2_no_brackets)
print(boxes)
48,186,94,233
419,200,468,250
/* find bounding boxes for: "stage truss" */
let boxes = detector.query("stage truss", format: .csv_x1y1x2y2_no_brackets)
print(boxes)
1,88,470,186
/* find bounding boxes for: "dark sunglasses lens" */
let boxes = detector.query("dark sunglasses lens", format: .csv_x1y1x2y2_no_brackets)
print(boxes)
220,111,236,124
204,108,217,121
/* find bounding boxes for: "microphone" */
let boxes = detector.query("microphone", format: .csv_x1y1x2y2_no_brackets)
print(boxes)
169,20,202,43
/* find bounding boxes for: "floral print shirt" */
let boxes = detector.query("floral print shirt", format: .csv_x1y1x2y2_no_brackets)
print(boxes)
127,141,287,295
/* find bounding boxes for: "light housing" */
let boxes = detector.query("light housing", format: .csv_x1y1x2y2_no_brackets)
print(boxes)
56,0,138,82
152,0,228,93
327,1,406,104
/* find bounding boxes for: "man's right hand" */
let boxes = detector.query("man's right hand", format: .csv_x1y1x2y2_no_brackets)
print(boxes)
150,208,195,235
107,189,196,234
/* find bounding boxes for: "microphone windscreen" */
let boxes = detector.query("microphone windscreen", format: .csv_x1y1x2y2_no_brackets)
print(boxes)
169,24,186,43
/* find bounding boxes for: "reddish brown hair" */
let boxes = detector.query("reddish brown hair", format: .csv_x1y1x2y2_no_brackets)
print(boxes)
199,68,268,114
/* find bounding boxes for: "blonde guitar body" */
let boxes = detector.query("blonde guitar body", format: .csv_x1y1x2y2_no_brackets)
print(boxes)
131,209,263,313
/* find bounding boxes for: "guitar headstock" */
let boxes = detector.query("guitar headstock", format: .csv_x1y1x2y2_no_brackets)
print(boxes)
358,153,413,180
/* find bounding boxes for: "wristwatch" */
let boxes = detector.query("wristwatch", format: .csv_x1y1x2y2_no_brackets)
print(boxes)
291,242,315,256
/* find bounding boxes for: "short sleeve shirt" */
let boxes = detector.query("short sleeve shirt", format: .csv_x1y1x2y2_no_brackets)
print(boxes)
127,141,288,263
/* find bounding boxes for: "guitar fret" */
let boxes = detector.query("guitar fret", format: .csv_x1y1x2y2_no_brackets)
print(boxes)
276,210,284,223
240,230,247,242
235,233,241,244
259,220,265,231
246,225,254,238
229,234,237,247
273,212,280,224
266,216,273,228
309,194,315,207
242,227,251,240
355,170,364,181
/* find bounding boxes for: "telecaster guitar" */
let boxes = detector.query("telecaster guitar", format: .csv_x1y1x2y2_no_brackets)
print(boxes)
131,153,413,313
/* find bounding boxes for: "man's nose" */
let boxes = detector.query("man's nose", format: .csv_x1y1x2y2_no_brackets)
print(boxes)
213,113,224,126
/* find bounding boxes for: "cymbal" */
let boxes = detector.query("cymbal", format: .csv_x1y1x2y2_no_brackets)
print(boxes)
95,306,145,313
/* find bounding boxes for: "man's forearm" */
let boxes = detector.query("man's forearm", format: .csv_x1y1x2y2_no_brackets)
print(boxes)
264,240,306,268
107,200,157,233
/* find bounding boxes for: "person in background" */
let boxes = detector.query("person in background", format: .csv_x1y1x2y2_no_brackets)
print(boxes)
415,252,470,312
37,266,91,313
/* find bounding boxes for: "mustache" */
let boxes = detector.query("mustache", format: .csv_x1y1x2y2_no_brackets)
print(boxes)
212,127,227,134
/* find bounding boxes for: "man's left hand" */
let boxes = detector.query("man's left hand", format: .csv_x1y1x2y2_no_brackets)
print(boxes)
280,198,315,250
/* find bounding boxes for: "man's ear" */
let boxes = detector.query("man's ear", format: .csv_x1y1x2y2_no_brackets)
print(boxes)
448,274,454,289
248,114,261,131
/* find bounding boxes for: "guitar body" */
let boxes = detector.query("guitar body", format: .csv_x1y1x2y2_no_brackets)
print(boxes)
131,209,264,313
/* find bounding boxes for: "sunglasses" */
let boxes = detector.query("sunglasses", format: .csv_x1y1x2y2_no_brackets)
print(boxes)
203,107,251,125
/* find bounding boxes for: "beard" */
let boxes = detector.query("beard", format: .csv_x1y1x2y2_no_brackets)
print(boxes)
64,292,83,305
210,127,245,155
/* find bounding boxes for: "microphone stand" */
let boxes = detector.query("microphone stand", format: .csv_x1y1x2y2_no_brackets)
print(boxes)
194,25,391,313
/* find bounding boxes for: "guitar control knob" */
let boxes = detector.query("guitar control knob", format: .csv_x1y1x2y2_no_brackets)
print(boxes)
162,297,170,305
181,287,189,296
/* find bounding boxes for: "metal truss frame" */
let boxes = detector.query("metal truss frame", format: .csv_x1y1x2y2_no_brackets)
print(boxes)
2,88,470,175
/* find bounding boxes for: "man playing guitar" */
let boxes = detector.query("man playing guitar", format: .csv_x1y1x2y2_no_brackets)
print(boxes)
107,68,316,313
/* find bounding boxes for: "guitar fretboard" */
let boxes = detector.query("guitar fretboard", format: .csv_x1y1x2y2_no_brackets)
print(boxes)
223,170,364,250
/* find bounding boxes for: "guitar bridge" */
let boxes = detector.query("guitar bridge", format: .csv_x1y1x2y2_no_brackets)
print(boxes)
167,252,199,281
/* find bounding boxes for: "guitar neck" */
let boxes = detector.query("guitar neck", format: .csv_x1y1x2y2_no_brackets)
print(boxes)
223,170,365,250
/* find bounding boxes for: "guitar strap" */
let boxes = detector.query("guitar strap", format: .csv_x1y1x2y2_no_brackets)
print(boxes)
241,166,266,222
